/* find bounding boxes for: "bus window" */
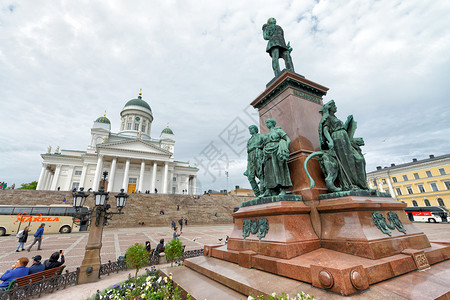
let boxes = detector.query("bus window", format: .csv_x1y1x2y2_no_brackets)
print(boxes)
0,207,14,215
65,207,76,216
49,207,67,216
31,207,50,215
12,207,32,215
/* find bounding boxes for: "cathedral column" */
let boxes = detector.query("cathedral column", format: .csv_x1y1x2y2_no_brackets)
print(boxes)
36,164,47,190
42,168,51,190
192,176,197,195
92,155,104,191
151,162,157,193
185,177,190,194
65,166,75,191
122,159,130,191
163,162,169,193
107,158,117,192
47,173,54,190
79,164,88,189
50,164,62,190
138,160,145,193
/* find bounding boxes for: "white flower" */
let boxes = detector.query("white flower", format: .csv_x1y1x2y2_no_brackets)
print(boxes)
247,296,254,300
272,292,277,297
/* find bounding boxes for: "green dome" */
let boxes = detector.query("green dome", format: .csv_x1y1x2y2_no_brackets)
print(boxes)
95,116,110,124
162,127,174,135
124,96,152,112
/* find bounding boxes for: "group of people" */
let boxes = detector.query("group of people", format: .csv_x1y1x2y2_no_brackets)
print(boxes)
15,223,45,252
0,251,65,290
142,189,157,194
0,182,8,190
144,239,165,257
171,218,187,231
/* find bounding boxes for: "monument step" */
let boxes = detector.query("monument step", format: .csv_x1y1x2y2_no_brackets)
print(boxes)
184,255,450,299
159,264,245,300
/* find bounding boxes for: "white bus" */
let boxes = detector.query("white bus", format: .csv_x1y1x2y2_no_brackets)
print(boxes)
0,205,90,236
404,206,449,223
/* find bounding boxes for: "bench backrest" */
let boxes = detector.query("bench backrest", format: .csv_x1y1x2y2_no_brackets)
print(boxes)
7,266,65,290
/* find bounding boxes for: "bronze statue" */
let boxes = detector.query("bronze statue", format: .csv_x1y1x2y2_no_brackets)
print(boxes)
262,18,295,77
261,118,292,196
244,125,266,197
304,100,369,192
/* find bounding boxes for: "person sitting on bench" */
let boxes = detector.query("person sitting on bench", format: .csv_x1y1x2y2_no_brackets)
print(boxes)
28,255,45,275
44,251,65,270
0,257,29,289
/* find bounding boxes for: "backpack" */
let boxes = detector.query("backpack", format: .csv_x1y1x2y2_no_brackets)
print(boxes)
16,230,24,239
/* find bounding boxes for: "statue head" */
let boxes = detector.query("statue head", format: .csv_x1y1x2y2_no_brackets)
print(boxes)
319,100,336,115
267,18,276,25
265,118,276,129
248,125,259,134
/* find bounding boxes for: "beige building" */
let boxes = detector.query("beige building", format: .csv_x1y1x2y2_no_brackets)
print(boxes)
366,154,450,208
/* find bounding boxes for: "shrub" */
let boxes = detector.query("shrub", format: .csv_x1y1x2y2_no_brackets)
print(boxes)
125,243,150,285
165,239,184,266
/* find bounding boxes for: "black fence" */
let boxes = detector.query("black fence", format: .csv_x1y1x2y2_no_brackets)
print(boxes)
99,248,204,276
0,268,79,300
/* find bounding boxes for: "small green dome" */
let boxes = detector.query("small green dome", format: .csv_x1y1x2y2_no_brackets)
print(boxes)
95,116,110,124
162,127,174,135
124,96,152,112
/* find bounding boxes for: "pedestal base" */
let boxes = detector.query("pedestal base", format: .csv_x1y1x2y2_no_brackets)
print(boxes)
318,196,431,259
229,201,320,259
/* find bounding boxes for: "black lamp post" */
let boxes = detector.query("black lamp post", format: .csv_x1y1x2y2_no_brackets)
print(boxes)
76,171,128,284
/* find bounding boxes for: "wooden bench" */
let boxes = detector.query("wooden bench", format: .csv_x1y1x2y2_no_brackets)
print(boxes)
5,266,65,291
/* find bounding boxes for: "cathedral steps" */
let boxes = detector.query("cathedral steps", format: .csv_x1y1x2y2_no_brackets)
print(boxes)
0,190,250,227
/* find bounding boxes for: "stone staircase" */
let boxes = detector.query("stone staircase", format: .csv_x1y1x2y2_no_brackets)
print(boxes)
0,190,250,228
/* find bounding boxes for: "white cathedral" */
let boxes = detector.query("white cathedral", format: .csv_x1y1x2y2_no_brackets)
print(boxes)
36,91,198,194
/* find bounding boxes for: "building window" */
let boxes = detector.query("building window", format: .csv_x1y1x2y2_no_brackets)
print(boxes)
424,199,431,206
372,179,377,186
72,182,80,190
173,177,176,182
406,186,413,194
382,178,387,184
438,198,445,207
172,187,176,194
403,175,408,181
439,168,446,175
413,173,420,180
412,200,418,206
129,178,137,184
430,183,438,192
445,181,450,190
426,170,432,177
134,123,139,131
395,188,402,196
127,123,131,130
417,184,425,193
74,171,82,176
392,177,397,183
141,125,146,132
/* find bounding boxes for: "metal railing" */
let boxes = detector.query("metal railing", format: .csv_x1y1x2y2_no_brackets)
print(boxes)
99,248,204,277
0,268,79,300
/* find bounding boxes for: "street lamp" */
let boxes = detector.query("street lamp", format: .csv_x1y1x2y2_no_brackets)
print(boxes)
76,171,128,284
115,189,128,211
73,187,89,209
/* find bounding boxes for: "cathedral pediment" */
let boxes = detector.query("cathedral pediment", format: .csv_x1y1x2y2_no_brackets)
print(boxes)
97,139,171,156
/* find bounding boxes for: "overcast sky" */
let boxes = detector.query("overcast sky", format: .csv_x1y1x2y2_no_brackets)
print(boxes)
1,0,449,193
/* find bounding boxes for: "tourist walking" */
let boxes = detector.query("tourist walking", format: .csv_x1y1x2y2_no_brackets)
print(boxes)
27,223,45,252
178,218,183,231
173,227,182,240
16,226,29,252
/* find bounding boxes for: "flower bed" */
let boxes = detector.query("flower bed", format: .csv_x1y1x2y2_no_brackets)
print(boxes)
91,267,189,300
